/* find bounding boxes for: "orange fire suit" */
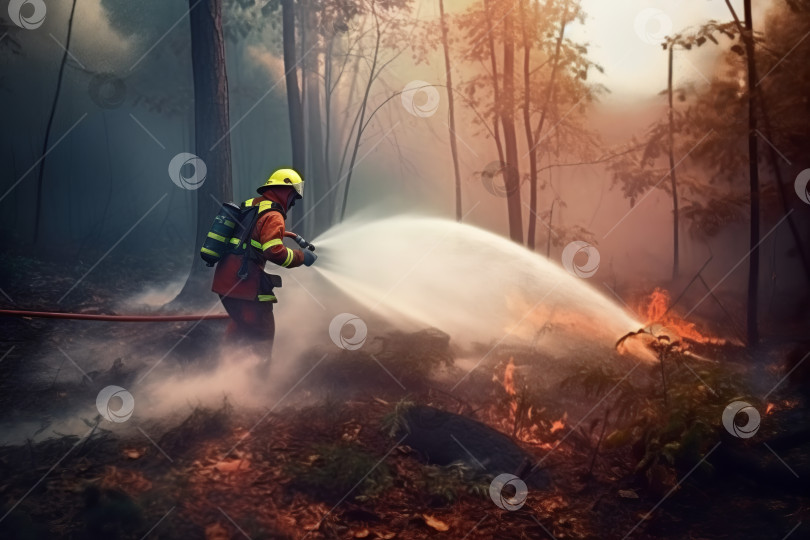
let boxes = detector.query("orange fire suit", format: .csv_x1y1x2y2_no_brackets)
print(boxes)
211,190,305,350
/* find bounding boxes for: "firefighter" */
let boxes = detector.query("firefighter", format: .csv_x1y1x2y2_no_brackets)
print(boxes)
211,169,316,360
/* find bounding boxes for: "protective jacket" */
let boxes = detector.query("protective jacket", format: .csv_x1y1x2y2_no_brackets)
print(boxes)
212,191,304,302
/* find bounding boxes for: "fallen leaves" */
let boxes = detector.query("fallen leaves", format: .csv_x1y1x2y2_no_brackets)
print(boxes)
422,514,449,532
204,522,229,540
99,466,152,494
123,448,143,460
213,458,250,473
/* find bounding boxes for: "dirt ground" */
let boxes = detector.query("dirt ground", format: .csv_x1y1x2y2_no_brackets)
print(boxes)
1,261,808,539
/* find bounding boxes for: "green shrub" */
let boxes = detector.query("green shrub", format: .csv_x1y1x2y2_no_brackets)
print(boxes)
287,443,393,502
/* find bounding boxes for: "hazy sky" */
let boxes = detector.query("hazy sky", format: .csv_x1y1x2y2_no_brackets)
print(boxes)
571,0,773,100
433,0,774,101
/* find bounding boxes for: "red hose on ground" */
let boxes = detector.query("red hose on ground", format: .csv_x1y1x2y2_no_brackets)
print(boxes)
0,309,229,322
0,234,313,323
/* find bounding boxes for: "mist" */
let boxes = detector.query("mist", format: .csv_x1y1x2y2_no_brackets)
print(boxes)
1,0,808,538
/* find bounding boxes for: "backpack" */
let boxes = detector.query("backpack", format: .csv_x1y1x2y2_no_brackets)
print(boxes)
200,199,285,279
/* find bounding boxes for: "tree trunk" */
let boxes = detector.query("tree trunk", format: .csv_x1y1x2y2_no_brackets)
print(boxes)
546,196,555,259
483,0,505,165
757,96,810,282
439,0,463,221
528,0,569,250
33,0,78,244
306,60,329,234
500,4,524,244
323,35,335,215
743,0,760,347
174,0,233,304
340,4,382,222
297,0,311,236
282,0,306,175
520,0,537,248
305,30,329,234
668,45,680,280
298,1,328,236
399,406,549,489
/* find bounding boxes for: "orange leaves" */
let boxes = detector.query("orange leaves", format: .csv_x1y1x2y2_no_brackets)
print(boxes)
422,514,450,532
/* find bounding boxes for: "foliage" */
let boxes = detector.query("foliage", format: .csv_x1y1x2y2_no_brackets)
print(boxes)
562,342,750,489
606,14,790,240
456,0,603,146
679,188,750,237
609,117,694,202
416,461,490,504
287,442,393,501
380,398,416,438
647,3,810,241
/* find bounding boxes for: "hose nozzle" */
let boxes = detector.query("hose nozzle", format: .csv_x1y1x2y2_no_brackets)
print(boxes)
293,234,316,251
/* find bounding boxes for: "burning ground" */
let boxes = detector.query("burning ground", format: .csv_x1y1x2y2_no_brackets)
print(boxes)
1,266,809,539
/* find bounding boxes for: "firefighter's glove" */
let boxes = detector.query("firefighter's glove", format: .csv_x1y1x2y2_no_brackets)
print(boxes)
303,251,318,267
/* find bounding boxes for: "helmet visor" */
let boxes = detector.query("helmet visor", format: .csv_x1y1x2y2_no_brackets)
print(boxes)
291,180,304,198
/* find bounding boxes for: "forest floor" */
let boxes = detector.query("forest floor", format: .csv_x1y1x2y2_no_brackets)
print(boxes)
1,253,809,539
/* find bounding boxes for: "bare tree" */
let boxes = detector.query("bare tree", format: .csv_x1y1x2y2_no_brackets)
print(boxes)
175,0,234,301
483,0,505,165
666,42,680,279
500,2,524,243
439,0,462,221
282,0,306,175
525,0,570,250
742,0,761,347
33,0,78,244
724,0,761,346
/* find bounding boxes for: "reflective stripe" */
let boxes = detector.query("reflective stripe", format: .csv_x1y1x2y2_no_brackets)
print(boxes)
207,231,228,242
262,238,283,251
245,197,282,216
230,237,262,250
281,248,295,267
257,294,277,302
223,219,235,228
201,247,219,257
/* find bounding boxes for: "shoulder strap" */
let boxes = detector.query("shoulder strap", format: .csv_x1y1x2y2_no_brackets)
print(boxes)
243,197,287,219
233,205,260,280
233,204,259,245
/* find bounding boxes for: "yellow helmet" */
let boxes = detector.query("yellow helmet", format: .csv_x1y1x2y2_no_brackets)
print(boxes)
257,168,304,198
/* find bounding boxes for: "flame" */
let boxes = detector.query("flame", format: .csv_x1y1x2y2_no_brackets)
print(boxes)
503,358,517,417
639,288,711,344
550,412,567,434
765,400,799,415
503,358,516,397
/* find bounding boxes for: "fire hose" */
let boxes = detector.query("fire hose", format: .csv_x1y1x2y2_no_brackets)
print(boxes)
0,232,315,323
0,310,229,322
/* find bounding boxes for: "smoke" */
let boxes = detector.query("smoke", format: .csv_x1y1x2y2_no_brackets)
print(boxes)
121,215,650,429
117,279,185,310
5,215,649,444
7,0,137,71
246,45,288,85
